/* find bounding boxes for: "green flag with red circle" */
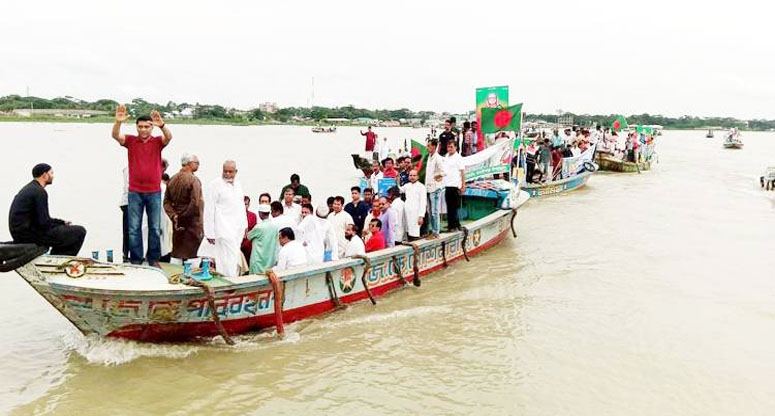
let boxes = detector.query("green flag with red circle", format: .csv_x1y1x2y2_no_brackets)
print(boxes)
611,115,628,132
481,103,523,134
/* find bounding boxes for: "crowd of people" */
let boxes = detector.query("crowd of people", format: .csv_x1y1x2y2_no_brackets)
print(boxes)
520,125,655,183
522,127,597,183
7,109,473,279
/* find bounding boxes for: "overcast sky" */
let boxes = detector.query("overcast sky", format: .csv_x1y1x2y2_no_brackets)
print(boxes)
2,0,773,119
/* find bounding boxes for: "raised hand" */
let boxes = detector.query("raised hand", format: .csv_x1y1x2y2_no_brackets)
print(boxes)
150,110,164,127
115,105,129,122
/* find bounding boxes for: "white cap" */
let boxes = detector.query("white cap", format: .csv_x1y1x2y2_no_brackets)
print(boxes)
257,204,271,214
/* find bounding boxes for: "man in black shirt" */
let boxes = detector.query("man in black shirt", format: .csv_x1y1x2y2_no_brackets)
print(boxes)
9,163,86,255
344,186,369,236
438,120,456,156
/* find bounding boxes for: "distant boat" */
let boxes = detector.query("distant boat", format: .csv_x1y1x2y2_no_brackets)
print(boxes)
706,129,714,138
312,126,337,133
723,130,743,149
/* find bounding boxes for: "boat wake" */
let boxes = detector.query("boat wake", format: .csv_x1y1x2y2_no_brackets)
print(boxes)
63,331,201,366
314,305,454,330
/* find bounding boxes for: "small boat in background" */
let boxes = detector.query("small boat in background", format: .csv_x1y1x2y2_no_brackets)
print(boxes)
312,126,337,133
723,129,743,149
706,129,714,138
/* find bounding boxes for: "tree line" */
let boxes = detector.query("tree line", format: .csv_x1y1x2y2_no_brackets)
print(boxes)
1,95,772,130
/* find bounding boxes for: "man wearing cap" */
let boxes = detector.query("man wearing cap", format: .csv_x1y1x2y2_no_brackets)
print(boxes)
246,203,277,274
9,163,86,255
298,203,339,264
112,105,172,268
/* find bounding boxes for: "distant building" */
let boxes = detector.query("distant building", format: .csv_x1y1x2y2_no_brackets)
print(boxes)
353,117,377,125
557,113,574,127
11,109,108,118
324,118,349,124
259,102,278,114
179,108,195,118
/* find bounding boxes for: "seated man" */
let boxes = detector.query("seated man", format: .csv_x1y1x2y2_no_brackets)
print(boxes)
344,223,365,257
364,219,386,253
276,227,308,271
9,163,86,255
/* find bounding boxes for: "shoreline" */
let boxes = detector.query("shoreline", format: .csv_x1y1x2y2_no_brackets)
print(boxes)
1,116,773,132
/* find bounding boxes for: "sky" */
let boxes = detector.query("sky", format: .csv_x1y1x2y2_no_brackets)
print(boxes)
1,0,774,119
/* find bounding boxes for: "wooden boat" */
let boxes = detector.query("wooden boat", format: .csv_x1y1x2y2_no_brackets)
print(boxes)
723,138,743,149
311,126,337,133
706,129,714,138
520,170,593,197
1,191,529,344
517,144,597,197
595,151,651,173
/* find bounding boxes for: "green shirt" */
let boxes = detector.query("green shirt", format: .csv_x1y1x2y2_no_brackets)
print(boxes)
247,221,279,274
279,184,310,200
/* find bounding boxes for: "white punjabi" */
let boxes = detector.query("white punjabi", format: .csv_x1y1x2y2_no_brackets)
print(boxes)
198,174,247,277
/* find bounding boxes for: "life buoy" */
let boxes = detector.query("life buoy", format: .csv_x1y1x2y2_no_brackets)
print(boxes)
583,161,597,172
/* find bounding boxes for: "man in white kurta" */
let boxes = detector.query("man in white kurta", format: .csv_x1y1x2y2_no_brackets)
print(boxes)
388,187,406,244
401,169,427,240
281,188,302,225
327,197,354,258
198,161,247,277
298,204,340,264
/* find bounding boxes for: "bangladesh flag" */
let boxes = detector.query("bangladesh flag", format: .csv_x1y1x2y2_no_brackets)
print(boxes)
611,115,628,132
481,103,523,134
411,139,428,181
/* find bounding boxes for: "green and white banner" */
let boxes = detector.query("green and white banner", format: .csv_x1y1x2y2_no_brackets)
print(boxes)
463,138,514,182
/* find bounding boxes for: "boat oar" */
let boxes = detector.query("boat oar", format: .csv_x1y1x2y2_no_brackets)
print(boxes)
351,255,376,305
325,271,344,309
391,256,408,285
183,278,235,345
409,243,422,287
264,269,286,339
460,228,470,262
510,209,518,238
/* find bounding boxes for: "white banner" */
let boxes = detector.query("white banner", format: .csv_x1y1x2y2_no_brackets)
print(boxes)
463,138,514,182
562,145,595,178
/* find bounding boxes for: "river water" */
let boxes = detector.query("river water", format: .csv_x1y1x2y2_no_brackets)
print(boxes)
0,124,773,415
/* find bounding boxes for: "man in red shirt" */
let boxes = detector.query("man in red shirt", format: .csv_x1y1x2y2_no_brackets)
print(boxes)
241,195,258,262
360,126,377,160
364,218,386,253
381,158,398,179
112,105,172,267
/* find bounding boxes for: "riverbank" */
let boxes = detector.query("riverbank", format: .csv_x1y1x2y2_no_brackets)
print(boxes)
2,116,774,132
0,115,342,127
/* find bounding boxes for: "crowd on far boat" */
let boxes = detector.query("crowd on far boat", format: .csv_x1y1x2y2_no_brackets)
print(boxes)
522,125,656,184
7,106,474,279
